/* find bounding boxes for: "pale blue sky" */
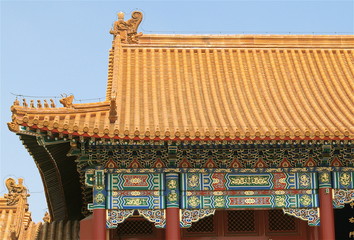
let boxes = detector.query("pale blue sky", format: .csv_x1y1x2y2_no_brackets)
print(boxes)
1,0,353,222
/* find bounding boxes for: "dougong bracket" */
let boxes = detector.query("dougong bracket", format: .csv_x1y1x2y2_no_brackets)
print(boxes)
332,189,354,208
180,209,216,228
283,208,320,226
110,11,143,44
106,209,135,228
138,209,166,228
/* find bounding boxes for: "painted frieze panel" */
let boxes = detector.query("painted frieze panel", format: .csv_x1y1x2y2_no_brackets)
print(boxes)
332,172,354,189
109,190,163,196
184,189,316,196
105,173,165,209
181,194,318,209
83,140,353,171
76,139,353,217
181,172,317,191
165,173,180,208
109,195,165,209
107,173,165,191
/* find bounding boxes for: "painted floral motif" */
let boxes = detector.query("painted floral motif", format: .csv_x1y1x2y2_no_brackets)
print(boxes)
275,195,286,207
299,174,310,187
167,179,177,190
188,196,200,208
319,172,330,183
187,174,199,188
129,178,142,184
168,193,178,202
244,198,256,204
213,191,223,196
340,173,351,186
95,193,105,204
214,196,225,208
131,191,141,196
300,195,312,207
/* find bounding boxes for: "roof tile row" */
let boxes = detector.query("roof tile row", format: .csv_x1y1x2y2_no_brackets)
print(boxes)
9,35,354,140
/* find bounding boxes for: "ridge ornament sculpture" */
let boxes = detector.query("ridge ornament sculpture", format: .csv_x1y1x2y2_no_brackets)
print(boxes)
110,11,143,44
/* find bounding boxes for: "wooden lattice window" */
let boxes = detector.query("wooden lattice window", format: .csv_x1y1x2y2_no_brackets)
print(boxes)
226,210,257,235
116,219,154,236
267,209,297,232
182,210,305,238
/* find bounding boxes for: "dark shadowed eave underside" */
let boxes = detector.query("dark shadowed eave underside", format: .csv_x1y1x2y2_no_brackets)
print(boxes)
20,134,83,221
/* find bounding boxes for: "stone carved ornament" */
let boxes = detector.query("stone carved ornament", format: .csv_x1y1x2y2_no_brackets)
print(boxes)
110,11,143,44
59,94,74,108
4,178,29,206
43,211,51,223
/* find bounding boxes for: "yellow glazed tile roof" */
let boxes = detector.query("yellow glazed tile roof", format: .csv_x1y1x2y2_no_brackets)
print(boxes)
9,35,354,140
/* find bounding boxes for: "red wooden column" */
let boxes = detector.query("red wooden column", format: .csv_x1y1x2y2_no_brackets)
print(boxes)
165,173,181,240
86,168,107,240
80,214,93,240
318,172,335,240
93,209,107,240
308,226,319,240
166,208,181,240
